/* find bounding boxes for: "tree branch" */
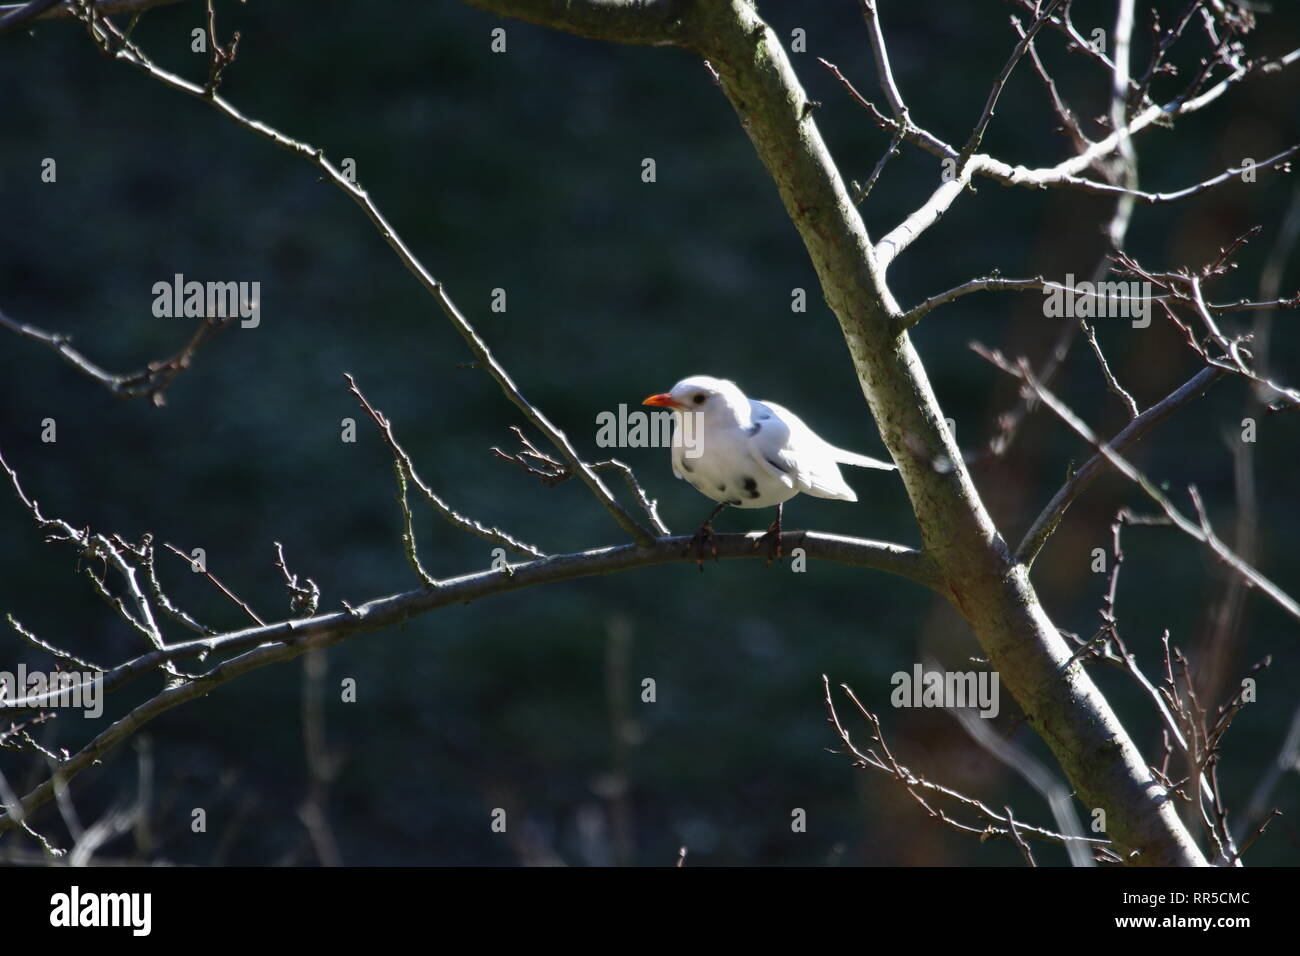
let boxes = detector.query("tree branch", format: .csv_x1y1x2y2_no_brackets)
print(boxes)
664,0,1207,865
0,0,180,34
0,530,933,832
861,35,1300,271
959,0,1066,169
981,348,1300,623
0,307,231,405
857,0,910,124
460,0,691,47
823,676,1110,856
1008,361,1227,567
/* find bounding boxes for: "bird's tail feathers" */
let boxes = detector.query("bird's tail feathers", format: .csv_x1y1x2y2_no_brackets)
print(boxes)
806,484,858,502
831,447,896,471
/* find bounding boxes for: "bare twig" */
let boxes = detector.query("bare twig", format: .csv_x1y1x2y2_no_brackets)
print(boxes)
1015,365,1226,565
273,542,321,618
900,274,1052,331
1132,1,1209,110
949,702,1095,866
816,58,955,160
491,425,568,486
590,460,669,536
201,0,238,97
959,0,1067,170
1080,321,1140,419
821,676,1111,854
0,0,180,32
1056,144,1298,206
346,373,545,565
1112,246,1300,412
900,273,1297,331
5,614,104,672
1004,806,1037,866
0,445,189,678
0,308,233,406
857,0,910,123
853,130,903,205
1228,810,1281,865
491,425,668,536
1003,0,1137,90
1015,14,1091,150
137,534,217,636
162,542,266,628
0,0,63,36
1078,520,1244,863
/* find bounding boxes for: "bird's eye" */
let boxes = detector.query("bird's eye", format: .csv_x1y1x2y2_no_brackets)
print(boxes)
692,394,707,405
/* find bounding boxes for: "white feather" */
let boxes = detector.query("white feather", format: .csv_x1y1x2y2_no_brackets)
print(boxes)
660,376,895,510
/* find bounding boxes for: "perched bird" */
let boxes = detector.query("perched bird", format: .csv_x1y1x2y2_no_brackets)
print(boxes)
642,375,895,567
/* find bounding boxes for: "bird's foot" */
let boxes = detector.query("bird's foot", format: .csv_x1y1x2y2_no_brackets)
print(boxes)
686,521,719,571
752,517,783,565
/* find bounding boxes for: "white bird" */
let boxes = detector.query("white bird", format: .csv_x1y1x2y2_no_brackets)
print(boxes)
642,375,895,566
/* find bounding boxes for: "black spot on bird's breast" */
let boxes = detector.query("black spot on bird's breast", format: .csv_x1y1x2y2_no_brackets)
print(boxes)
742,476,760,499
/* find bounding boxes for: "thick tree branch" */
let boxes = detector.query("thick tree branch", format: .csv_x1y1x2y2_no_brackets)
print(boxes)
659,0,1206,865
40,531,941,707
0,529,933,831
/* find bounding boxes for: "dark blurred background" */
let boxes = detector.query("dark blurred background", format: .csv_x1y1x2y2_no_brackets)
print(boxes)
0,0,1296,865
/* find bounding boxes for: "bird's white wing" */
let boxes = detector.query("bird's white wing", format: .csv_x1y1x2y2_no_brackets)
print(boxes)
747,400,859,501
736,400,797,492
669,436,682,480
668,416,687,481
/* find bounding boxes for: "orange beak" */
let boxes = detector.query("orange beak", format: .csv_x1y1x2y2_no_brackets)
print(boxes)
642,392,683,409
